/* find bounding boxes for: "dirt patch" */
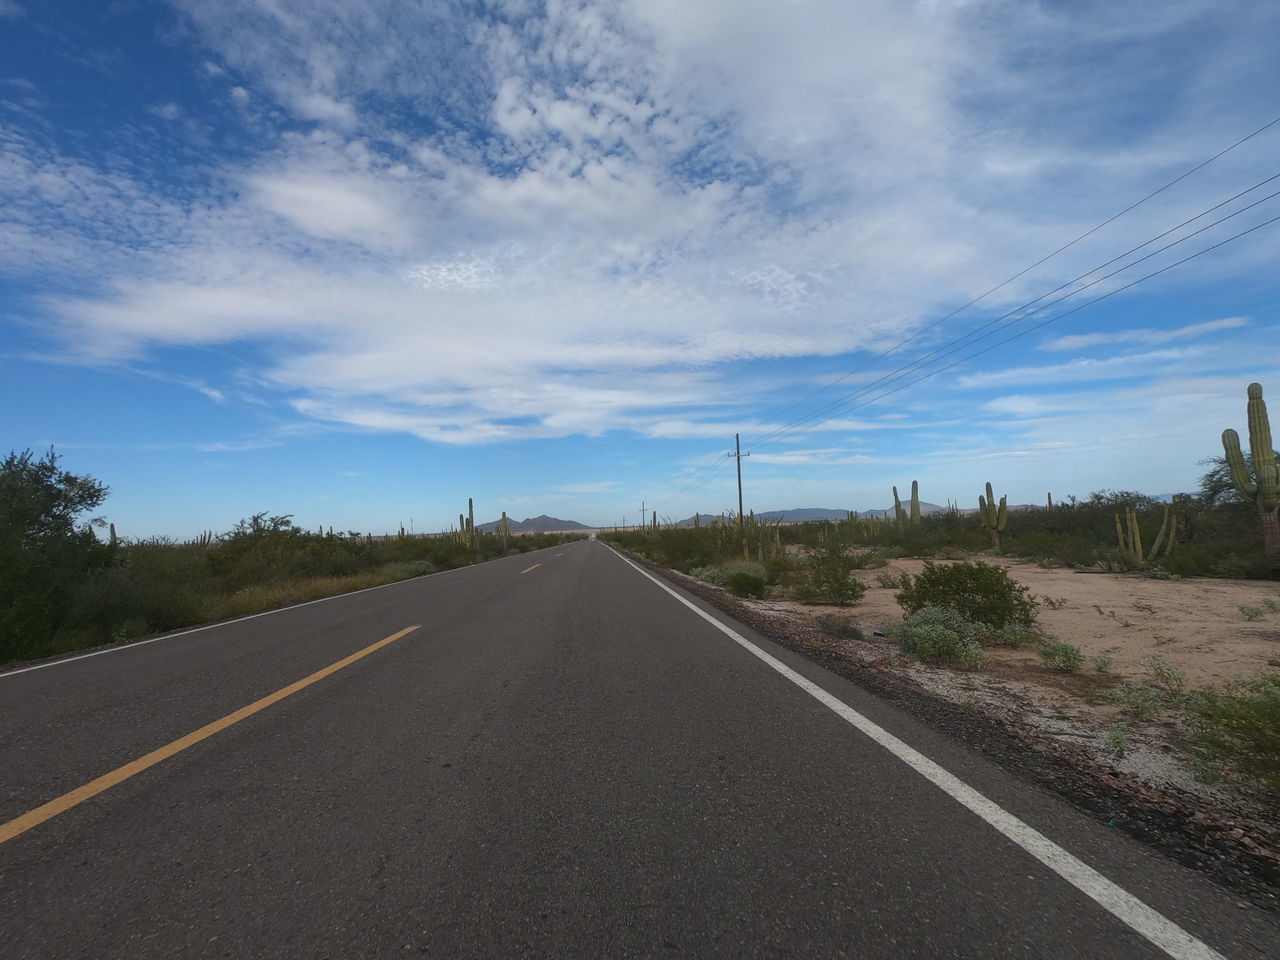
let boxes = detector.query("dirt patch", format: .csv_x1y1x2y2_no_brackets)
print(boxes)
629,553,1280,911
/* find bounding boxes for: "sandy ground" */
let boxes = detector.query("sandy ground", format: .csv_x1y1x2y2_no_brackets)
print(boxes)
739,556,1280,809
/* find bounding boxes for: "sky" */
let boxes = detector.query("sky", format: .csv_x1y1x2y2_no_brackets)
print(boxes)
2,0,1279,538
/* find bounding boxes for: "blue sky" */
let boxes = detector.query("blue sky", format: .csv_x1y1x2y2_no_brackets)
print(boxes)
3,0,1279,537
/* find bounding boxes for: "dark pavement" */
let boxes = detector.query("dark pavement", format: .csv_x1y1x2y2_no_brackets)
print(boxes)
1,539,1277,958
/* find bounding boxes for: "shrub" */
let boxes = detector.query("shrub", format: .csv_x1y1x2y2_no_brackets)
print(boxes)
978,623,1040,648
1091,651,1115,672
1038,640,1084,672
815,615,865,641
1182,673,1280,795
886,606,984,668
1107,684,1164,720
1239,604,1265,621
896,560,1037,629
874,571,912,589
690,561,767,589
1143,655,1186,696
726,570,766,599
790,544,868,605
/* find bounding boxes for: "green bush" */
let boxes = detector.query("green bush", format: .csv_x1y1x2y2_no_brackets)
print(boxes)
1182,672,1280,795
726,570,766,598
1038,640,1084,672
690,561,767,589
887,606,984,668
815,615,865,641
897,560,1037,629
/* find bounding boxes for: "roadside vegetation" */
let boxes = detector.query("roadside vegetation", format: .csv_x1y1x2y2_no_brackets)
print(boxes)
0,448,582,665
603,383,1280,800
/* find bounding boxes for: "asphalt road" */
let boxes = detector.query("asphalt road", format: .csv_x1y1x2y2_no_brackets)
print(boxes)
2,539,1278,958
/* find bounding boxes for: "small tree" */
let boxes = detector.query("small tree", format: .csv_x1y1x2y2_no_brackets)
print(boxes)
0,449,113,659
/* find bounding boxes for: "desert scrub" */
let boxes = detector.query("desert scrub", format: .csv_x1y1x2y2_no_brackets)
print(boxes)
689,561,767,590
1239,604,1265,621
886,606,984,668
1038,640,1084,673
1182,672,1280,796
788,540,872,605
874,571,912,589
977,623,1040,648
1090,651,1115,673
896,560,1037,629
815,615,865,641
1107,684,1164,721
1143,655,1186,697
726,569,766,599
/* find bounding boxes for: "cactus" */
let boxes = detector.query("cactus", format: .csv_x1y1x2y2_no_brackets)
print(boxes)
1047,492,1053,508
909,480,920,527
892,486,905,531
1148,505,1177,560
1222,381,1280,558
501,511,510,551
978,481,1008,552
467,498,476,551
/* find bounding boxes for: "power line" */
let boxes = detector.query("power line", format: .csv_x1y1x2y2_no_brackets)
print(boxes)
748,174,1280,452
657,208,1280,509
765,211,1280,439
743,114,1280,445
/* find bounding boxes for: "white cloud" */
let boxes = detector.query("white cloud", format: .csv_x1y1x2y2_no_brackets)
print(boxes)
248,171,413,249
957,348,1201,389
0,1,23,18
1041,316,1249,351
149,102,182,121
9,0,1280,450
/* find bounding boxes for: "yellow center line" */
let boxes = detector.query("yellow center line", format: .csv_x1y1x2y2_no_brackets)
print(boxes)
520,563,541,574
0,624,422,846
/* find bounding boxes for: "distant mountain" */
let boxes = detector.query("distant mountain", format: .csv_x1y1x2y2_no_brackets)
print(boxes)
477,514,592,533
852,502,953,519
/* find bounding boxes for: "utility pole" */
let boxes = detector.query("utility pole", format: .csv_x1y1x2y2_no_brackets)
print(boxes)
727,432,750,538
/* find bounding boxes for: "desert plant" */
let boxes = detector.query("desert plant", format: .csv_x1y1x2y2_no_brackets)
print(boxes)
815,615,865,641
1104,724,1130,754
1107,684,1164,720
1182,672,1280,795
1038,640,1084,672
1091,651,1115,672
726,569,766,599
1240,604,1265,621
1221,382,1280,559
978,481,1008,552
875,571,912,589
1142,655,1187,696
886,606,984,668
896,560,1037,629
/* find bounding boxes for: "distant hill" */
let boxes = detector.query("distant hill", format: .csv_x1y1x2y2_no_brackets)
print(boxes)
477,514,591,533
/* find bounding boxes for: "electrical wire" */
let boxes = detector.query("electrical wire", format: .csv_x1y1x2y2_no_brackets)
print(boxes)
744,114,1280,445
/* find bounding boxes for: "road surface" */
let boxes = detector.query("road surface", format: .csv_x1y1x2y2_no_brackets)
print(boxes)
2,540,1277,958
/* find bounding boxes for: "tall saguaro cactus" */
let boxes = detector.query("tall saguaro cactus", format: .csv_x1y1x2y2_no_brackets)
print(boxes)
979,481,1008,552
1222,381,1280,558
910,480,920,527
892,486,906,532
467,497,476,551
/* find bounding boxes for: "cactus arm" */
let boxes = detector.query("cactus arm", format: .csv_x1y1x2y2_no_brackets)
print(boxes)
996,495,1008,532
1114,513,1125,549
1222,428,1257,500
1247,384,1278,502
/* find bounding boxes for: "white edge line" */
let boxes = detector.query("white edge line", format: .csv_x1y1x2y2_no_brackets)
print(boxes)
0,546,560,679
603,544,1229,960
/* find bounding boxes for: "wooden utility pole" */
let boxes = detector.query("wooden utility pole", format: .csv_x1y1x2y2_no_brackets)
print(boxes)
728,433,750,538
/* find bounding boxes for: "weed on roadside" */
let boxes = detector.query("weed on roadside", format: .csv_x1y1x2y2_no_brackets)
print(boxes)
815,615,865,642
1038,640,1084,673
1107,684,1164,721
1091,651,1115,673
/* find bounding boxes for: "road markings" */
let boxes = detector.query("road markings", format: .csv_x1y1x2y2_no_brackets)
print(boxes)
0,625,421,847
520,563,541,574
609,548,1227,960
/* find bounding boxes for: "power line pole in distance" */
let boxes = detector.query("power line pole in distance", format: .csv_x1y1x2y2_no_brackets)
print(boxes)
728,433,750,538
